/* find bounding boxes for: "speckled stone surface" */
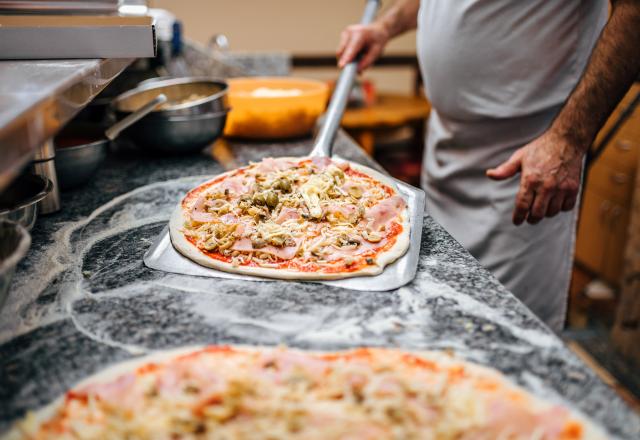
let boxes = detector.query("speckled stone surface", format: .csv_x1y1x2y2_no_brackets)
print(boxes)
1,133,638,438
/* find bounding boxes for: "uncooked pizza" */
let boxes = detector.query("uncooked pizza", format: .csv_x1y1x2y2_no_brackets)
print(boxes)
8,346,605,439
169,156,410,279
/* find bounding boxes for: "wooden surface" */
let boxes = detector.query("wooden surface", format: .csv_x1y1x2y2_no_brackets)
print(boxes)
342,93,431,129
611,150,640,365
575,84,640,285
341,93,431,154
567,340,640,415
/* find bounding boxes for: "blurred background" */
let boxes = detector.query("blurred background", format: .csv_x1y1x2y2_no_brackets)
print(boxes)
151,0,417,94
148,0,640,414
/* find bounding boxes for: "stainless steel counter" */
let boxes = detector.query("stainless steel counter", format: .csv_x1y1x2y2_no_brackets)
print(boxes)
0,58,132,192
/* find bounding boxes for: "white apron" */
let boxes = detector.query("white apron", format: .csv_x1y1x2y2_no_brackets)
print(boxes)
416,0,608,331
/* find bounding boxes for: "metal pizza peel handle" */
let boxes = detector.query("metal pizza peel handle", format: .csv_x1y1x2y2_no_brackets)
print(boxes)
309,0,381,158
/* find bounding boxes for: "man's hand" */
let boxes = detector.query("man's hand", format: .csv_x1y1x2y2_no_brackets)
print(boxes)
336,0,420,72
337,23,390,73
489,0,640,226
486,132,584,225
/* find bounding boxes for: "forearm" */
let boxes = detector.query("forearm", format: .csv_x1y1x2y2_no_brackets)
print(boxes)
551,0,640,153
377,0,420,39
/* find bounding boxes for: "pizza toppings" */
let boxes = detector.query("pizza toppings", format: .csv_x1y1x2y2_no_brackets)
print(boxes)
10,346,604,440
180,157,408,273
365,195,407,231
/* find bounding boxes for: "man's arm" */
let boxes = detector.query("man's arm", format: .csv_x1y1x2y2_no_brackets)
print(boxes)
487,0,640,225
337,0,420,72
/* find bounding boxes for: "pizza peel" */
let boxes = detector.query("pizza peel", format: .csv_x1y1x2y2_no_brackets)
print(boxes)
309,0,379,161
144,176,423,291
144,0,426,290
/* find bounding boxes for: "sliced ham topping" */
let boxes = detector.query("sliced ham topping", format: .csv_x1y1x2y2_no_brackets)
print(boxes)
259,350,329,383
364,195,406,231
256,157,295,174
341,181,360,193
220,213,246,235
311,156,333,171
482,399,570,438
327,203,358,222
218,174,250,194
80,373,139,408
190,196,216,222
326,238,383,261
231,238,254,252
275,207,301,224
231,237,302,260
219,213,239,224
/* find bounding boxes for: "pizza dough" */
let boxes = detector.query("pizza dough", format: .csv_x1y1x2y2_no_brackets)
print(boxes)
7,346,606,439
169,157,410,280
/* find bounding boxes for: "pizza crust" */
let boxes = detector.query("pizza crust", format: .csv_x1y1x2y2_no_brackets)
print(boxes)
169,157,411,281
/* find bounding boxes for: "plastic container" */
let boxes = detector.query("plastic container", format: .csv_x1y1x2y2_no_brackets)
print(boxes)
224,77,329,139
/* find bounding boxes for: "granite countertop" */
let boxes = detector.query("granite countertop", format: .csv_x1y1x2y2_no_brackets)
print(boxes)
0,133,638,438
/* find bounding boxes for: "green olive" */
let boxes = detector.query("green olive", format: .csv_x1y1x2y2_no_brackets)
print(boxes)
253,193,267,206
253,193,266,206
275,178,292,193
265,191,279,209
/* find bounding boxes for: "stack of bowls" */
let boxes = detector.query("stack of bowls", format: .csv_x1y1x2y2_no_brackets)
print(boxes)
111,77,229,154
54,123,109,190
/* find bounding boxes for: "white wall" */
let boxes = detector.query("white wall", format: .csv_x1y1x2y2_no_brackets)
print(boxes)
151,0,418,93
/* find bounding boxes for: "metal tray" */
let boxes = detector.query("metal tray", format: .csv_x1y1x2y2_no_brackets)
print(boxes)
144,178,424,292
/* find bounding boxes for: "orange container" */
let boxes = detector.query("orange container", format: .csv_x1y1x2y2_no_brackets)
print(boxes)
224,77,329,139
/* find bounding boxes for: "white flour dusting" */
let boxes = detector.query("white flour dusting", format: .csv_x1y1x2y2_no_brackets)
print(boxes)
0,176,210,346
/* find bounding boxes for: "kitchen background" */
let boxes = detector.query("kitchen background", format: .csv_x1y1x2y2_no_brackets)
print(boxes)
152,0,418,94
0,0,638,434
147,0,640,412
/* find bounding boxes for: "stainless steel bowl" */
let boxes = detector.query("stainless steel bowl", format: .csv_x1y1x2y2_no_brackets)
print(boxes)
116,110,229,154
0,220,30,311
54,124,108,190
113,76,228,117
111,77,230,154
0,174,52,231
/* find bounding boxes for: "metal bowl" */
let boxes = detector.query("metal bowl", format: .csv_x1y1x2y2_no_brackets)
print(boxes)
0,220,31,311
113,76,228,117
0,174,52,231
116,110,229,154
54,124,108,190
111,77,229,154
